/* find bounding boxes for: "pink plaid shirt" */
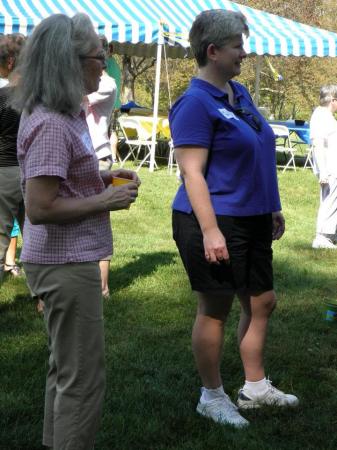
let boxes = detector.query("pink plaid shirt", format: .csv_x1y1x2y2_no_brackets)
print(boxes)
17,105,112,264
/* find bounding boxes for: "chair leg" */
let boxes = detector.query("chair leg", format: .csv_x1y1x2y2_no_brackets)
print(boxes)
136,145,158,172
120,145,137,167
303,147,313,170
282,152,296,172
168,146,174,175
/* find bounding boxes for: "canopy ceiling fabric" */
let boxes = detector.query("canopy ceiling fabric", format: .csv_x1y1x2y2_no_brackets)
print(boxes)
1,0,337,58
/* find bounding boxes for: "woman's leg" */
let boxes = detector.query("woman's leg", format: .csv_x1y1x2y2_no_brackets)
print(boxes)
4,220,22,276
5,237,18,266
4,237,22,276
0,166,24,281
192,291,234,388
24,262,105,450
193,291,249,427
99,259,110,298
237,290,298,408
237,290,276,381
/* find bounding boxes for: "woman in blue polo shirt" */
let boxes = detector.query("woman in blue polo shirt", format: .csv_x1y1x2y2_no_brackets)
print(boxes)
170,10,298,428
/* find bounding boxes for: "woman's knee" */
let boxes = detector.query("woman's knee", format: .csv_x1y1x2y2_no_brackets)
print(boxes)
240,290,276,318
254,290,277,317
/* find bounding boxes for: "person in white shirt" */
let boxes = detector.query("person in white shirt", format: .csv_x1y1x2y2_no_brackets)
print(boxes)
85,37,117,170
85,35,118,297
310,84,337,249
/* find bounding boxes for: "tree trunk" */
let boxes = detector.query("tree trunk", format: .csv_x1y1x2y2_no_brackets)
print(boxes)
121,56,135,103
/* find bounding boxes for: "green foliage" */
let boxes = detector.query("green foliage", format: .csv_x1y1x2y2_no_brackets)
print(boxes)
1,167,337,449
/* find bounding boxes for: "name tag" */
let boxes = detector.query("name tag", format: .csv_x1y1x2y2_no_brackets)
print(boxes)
218,108,239,121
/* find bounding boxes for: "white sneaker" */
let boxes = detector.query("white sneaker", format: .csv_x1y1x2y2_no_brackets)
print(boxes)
312,235,337,249
197,389,249,428
237,379,299,409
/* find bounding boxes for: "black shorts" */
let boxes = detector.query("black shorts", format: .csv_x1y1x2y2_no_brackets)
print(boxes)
172,211,273,294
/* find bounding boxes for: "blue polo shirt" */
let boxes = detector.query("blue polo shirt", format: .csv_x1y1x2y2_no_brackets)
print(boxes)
170,78,281,216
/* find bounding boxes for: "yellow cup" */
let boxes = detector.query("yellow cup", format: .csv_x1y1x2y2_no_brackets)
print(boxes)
111,177,132,209
112,176,132,186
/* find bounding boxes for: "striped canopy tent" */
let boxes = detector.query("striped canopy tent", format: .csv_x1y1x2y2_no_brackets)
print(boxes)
2,0,337,57
2,0,337,170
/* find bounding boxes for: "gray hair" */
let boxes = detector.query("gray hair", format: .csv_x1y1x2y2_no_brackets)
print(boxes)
12,13,100,115
189,9,249,67
319,84,337,106
98,35,109,53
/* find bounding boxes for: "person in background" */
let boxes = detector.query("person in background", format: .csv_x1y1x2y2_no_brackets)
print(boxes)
13,13,140,450
0,34,8,88
85,34,117,299
170,9,298,428
310,84,337,249
106,42,121,110
4,219,22,277
106,42,122,163
0,33,25,284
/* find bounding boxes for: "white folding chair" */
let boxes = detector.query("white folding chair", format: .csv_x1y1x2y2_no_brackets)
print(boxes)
159,118,178,175
118,116,157,171
270,124,296,172
303,145,314,170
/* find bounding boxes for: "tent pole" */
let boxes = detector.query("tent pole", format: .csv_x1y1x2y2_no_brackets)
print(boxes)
149,26,163,172
254,55,262,106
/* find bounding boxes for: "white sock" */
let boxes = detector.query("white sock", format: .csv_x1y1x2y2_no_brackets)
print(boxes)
201,385,226,402
243,378,269,396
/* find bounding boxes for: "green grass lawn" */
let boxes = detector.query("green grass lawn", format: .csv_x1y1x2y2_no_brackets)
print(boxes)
1,167,337,450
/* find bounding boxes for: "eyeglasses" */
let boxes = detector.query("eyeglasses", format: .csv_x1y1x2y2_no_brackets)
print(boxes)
234,107,262,132
80,54,106,64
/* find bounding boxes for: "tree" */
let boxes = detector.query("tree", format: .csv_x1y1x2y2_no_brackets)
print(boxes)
121,56,156,103
136,58,196,112
236,0,337,118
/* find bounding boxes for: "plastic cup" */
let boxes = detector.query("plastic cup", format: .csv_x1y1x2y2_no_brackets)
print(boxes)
112,177,132,186
111,177,133,209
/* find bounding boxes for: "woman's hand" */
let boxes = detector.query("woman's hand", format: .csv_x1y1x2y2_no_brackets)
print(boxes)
203,226,229,264
103,182,139,211
272,211,285,240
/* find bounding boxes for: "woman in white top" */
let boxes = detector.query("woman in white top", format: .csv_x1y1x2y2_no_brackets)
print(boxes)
310,85,337,249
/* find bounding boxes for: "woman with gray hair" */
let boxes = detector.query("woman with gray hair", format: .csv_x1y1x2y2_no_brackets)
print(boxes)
170,9,298,428
13,13,140,450
310,84,337,249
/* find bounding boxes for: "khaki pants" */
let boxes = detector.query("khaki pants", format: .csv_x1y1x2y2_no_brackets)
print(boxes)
24,262,105,450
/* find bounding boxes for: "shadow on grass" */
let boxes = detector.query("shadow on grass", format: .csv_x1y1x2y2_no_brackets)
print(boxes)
109,250,176,293
273,257,336,297
0,292,32,311
2,252,337,450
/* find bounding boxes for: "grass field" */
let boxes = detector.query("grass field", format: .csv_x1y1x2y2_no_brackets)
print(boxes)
1,167,337,450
